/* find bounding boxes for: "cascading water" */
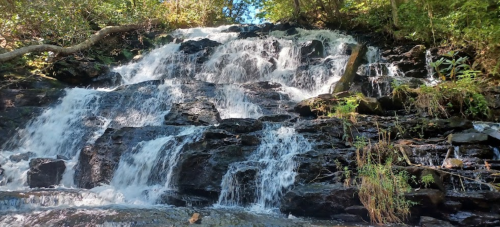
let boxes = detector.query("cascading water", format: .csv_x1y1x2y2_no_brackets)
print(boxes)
217,124,311,212
0,24,394,225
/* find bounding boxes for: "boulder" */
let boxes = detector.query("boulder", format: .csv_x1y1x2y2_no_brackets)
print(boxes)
90,72,122,88
179,38,222,64
300,40,324,61
447,211,500,226
450,133,488,144
179,38,221,55
280,183,360,218
357,97,384,115
48,58,110,85
258,114,294,122
217,118,263,133
405,189,445,208
164,100,222,126
420,216,455,227
27,158,66,188
238,32,260,39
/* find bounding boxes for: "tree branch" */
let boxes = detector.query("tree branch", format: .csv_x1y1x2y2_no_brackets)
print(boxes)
0,24,146,62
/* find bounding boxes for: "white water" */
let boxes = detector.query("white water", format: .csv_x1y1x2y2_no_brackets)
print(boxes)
0,25,391,211
217,125,311,213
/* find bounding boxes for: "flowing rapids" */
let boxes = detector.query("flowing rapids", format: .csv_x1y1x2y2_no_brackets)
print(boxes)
0,24,397,225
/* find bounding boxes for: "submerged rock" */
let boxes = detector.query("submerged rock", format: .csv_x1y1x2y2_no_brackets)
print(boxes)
27,158,66,188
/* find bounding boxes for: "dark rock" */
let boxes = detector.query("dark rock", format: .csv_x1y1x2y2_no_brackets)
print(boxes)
280,183,360,218
377,96,405,110
27,158,66,188
91,72,122,88
179,38,222,55
258,23,274,33
159,190,213,207
217,118,263,133
273,22,293,31
285,27,299,36
300,40,324,60
179,38,221,63
405,189,445,208
357,97,384,115
238,32,260,39
155,34,175,45
331,214,364,222
224,25,242,33
450,133,488,144
164,99,221,126
49,59,110,85
447,211,500,226
240,134,260,146
9,152,36,162
443,201,463,212
333,44,368,93
345,205,369,221
293,94,337,118
420,216,455,227
258,114,293,122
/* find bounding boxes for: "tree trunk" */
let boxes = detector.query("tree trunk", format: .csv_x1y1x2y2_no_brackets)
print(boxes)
293,0,301,18
390,0,405,28
0,24,149,62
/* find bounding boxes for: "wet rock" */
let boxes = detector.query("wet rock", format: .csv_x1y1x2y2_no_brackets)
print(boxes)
27,158,66,188
286,27,299,36
159,191,213,207
9,152,35,162
238,31,260,39
75,126,182,189
300,40,324,61
331,214,364,222
217,118,263,133
448,211,500,226
179,38,222,55
443,200,463,212
333,44,368,93
179,38,221,63
443,158,464,169
450,133,488,144
240,134,260,146
377,95,405,110
164,100,222,126
91,72,122,88
258,114,294,122
420,216,455,227
280,183,360,218
224,25,242,33
257,23,274,33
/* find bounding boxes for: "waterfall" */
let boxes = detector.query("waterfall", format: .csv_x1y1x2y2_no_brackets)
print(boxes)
217,124,311,213
0,24,391,210
425,49,439,85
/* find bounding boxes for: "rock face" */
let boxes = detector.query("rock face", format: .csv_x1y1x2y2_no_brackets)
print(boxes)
280,184,361,219
164,99,222,126
0,88,64,146
27,158,66,188
48,58,110,85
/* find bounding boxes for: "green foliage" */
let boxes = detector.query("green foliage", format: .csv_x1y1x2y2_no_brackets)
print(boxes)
421,174,435,188
330,96,360,119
